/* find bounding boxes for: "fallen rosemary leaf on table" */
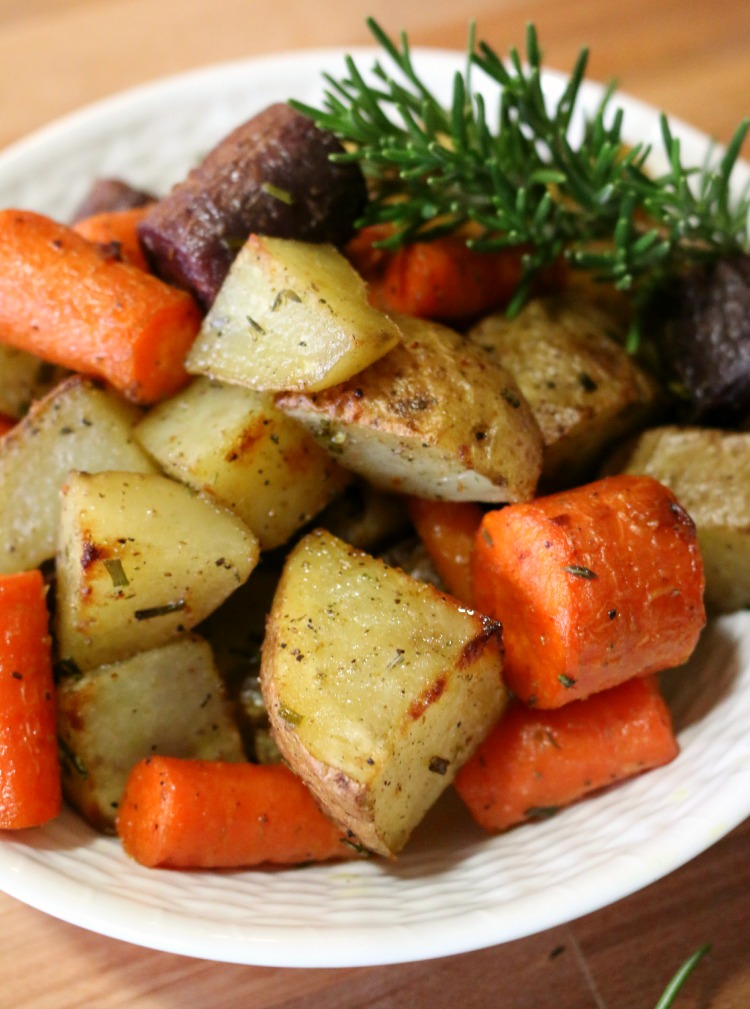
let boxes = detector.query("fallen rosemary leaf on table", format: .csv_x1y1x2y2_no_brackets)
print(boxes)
654,944,711,1009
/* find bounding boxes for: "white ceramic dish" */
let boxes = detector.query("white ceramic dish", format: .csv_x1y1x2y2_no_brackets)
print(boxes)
1,47,749,969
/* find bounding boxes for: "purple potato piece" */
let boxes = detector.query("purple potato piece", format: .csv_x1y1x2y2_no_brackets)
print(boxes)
70,178,155,223
137,103,368,308
659,255,750,425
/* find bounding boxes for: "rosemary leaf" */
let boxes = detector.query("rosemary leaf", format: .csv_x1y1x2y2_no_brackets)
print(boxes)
654,945,711,1009
289,20,750,335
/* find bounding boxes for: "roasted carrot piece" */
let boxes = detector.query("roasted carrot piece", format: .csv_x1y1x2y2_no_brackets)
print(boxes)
117,757,359,868
472,474,705,708
73,206,151,271
0,209,202,404
0,569,60,829
454,676,679,833
364,235,526,321
346,226,565,322
408,497,484,605
345,223,395,280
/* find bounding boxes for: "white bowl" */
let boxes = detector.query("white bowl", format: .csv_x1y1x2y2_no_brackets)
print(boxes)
1,47,749,968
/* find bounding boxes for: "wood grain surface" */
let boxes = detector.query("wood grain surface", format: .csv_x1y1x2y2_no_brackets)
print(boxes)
1,1,749,1006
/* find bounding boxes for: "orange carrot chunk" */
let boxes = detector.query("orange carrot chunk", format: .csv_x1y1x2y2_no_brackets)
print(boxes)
0,209,202,404
454,675,679,833
345,223,396,280
116,757,359,869
408,497,484,606
365,235,526,321
73,206,152,272
0,569,60,829
472,474,705,708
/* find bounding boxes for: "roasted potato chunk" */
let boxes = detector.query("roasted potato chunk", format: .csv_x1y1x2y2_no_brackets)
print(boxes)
187,235,402,392
57,635,245,832
277,312,543,502
467,296,661,489
0,376,156,574
55,470,259,670
0,345,67,418
135,377,350,550
261,528,507,857
608,425,750,612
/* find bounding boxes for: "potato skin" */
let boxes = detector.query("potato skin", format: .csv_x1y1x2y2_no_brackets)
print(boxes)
468,296,661,490
57,635,245,833
134,376,350,551
277,312,543,503
608,424,750,612
186,236,402,392
139,103,367,307
261,529,507,857
55,470,260,670
0,375,157,574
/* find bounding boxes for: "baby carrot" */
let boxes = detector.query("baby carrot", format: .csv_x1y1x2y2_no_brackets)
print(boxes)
365,235,525,321
454,676,679,833
117,757,359,868
408,497,484,605
73,206,151,271
0,209,202,404
0,569,60,829
472,474,706,708
345,223,395,280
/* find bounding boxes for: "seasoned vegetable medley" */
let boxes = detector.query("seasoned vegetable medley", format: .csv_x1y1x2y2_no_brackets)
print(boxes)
0,22,748,871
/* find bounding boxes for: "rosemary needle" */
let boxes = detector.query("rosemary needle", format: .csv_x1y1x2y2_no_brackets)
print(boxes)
290,19,750,338
654,944,712,1009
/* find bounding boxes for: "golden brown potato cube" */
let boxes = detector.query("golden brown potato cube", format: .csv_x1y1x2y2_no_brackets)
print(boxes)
186,235,402,391
0,345,68,418
467,296,661,488
0,375,156,574
611,425,750,612
57,635,245,833
277,313,543,503
134,377,350,550
261,528,507,857
55,470,259,670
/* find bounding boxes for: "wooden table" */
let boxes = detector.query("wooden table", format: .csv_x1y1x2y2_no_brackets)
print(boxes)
1,1,749,1005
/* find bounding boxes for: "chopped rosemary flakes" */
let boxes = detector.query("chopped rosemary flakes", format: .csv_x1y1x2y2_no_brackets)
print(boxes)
563,564,598,579
103,557,129,588
134,600,186,621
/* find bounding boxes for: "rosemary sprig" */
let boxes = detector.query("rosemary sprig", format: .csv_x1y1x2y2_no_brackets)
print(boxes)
290,19,750,333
